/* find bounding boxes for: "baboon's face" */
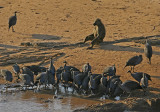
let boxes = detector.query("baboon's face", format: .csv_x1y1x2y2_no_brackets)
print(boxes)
93,19,101,26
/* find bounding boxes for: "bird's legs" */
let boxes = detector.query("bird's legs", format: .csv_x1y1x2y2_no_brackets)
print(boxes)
5,81,9,92
149,58,151,65
12,26,14,32
130,66,132,71
132,66,135,72
143,88,147,95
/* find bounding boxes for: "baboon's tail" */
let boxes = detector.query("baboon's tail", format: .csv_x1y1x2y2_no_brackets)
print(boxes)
84,34,94,43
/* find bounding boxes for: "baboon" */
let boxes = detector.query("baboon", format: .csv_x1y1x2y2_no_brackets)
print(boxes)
84,18,106,49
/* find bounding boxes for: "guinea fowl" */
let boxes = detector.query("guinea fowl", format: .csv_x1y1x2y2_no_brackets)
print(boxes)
19,74,32,87
72,71,87,94
109,77,122,96
82,63,91,73
61,69,72,92
48,58,56,85
98,73,108,95
127,70,151,83
0,69,13,84
103,64,116,79
63,61,80,73
81,71,92,94
144,39,152,64
105,75,121,96
48,58,55,76
100,74,108,88
35,72,47,87
62,61,80,82
12,63,20,80
56,66,63,85
26,65,46,75
89,74,102,94
124,55,143,72
22,67,34,84
118,80,142,97
35,70,55,89
9,11,18,32
140,73,148,95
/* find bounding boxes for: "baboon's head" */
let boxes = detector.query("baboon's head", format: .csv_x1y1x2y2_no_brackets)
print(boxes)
93,18,102,26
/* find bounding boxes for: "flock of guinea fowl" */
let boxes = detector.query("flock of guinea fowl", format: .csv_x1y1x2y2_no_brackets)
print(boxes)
0,11,153,98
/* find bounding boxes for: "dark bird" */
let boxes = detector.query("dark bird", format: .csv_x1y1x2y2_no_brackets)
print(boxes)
9,11,18,32
63,61,80,82
48,58,55,76
81,71,92,94
61,69,72,92
82,63,91,73
70,68,81,80
22,67,34,84
19,74,32,86
103,64,116,79
100,74,108,88
48,58,55,85
106,75,121,96
144,39,152,64
124,55,143,72
108,77,122,96
89,74,102,94
12,63,20,80
119,80,142,97
106,75,121,91
127,70,151,83
46,70,55,86
26,65,46,75
72,72,87,93
35,70,55,89
98,74,108,95
0,69,13,84
34,72,47,87
140,73,148,95
56,66,64,85
113,85,123,97
63,61,80,73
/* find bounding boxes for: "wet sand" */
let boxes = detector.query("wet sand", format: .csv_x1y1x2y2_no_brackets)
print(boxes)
0,85,105,112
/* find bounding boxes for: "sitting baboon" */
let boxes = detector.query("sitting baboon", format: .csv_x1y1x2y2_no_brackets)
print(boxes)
84,18,106,49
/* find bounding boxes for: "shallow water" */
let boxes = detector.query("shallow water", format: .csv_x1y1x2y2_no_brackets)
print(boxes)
0,84,105,112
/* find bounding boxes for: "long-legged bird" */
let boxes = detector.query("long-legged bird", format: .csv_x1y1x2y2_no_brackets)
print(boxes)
124,55,143,72
144,39,152,64
9,11,17,32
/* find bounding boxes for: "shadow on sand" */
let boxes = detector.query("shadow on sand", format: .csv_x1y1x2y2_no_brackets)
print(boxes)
32,34,62,40
151,76,160,79
99,34,160,55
